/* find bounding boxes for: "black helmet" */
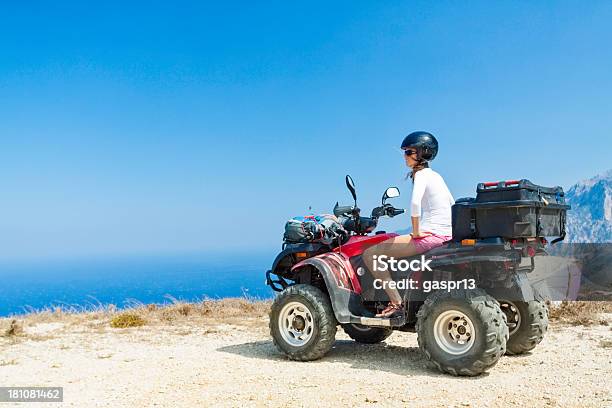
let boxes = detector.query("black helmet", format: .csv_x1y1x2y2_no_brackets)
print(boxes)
401,131,438,161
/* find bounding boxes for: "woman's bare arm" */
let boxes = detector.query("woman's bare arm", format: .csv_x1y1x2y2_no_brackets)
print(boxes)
411,216,420,236
411,216,431,237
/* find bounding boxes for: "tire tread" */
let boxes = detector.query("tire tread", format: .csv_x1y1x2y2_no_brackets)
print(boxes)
416,289,509,376
269,284,337,361
505,300,548,355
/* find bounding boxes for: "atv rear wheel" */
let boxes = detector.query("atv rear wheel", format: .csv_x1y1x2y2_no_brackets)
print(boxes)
342,324,393,344
500,300,548,355
417,289,508,376
269,284,337,361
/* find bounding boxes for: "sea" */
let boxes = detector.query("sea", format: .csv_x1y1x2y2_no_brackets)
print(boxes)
0,252,275,317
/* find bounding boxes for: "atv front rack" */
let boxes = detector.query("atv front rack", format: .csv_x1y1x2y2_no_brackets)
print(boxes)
265,269,289,292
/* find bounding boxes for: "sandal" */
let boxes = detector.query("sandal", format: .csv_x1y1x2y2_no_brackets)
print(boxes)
375,302,404,318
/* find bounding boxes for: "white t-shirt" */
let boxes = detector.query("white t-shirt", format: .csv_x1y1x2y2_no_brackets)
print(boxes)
410,168,455,236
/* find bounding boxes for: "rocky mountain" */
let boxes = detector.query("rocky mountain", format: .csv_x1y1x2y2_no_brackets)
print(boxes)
565,169,612,243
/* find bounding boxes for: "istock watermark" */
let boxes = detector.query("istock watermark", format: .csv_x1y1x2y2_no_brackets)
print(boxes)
373,278,476,292
372,254,432,272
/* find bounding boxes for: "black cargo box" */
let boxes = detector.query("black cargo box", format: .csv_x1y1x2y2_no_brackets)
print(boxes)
452,179,570,241
476,179,565,204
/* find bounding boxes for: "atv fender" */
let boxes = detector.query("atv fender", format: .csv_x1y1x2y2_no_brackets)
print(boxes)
291,255,363,325
486,271,541,302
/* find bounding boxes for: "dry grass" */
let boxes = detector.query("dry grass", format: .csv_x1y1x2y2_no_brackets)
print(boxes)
548,301,612,326
150,298,271,327
4,298,611,334
3,298,610,338
110,313,146,328
1,320,23,337
0,298,272,335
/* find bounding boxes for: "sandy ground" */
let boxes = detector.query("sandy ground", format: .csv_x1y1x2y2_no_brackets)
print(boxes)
0,316,611,408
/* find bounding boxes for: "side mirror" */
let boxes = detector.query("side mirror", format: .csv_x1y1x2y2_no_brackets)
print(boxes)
382,187,400,204
345,175,357,204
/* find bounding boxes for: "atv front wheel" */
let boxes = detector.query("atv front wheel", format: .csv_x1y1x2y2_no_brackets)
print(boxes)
500,300,548,355
269,284,337,361
342,324,393,344
417,289,508,376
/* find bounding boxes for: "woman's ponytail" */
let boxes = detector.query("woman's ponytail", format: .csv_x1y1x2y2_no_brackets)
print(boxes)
406,149,430,182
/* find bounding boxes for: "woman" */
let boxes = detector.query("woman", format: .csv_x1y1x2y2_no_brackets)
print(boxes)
363,131,455,318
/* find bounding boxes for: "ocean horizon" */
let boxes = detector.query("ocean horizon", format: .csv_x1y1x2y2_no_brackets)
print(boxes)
0,251,275,317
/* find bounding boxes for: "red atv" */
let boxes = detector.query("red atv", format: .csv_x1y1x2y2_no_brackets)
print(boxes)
266,176,567,376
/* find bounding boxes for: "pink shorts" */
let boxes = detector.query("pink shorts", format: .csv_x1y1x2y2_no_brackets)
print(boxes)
411,233,452,253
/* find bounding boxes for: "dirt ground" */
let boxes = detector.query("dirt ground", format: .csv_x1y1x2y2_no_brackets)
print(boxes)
0,311,611,408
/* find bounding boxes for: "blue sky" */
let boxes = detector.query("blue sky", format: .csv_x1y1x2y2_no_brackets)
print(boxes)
1,1,611,260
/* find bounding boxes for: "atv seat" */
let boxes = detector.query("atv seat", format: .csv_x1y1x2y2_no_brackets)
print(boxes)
421,241,454,256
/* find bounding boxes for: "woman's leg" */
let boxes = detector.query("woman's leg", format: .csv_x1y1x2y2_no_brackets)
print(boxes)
362,234,422,306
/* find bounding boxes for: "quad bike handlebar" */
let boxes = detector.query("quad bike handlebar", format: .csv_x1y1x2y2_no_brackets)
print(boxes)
333,176,405,235
371,203,405,218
